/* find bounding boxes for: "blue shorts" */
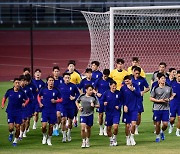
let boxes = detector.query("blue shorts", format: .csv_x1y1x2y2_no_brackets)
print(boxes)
138,100,144,113
105,113,120,126
153,110,169,122
56,103,63,112
35,103,42,113
61,107,75,119
7,113,22,124
41,112,57,124
170,103,180,117
80,114,94,127
22,107,29,120
122,110,138,124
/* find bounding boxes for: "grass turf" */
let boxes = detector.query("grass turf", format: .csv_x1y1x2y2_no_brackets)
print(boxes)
0,75,180,154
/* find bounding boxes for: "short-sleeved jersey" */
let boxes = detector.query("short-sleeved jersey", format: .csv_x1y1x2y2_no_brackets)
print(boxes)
166,77,176,86
39,87,62,114
102,90,121,114
32,78,45,91
120,83,141,112
78,78,95,93
27,81,38,99
58,82,79,109
69,71,81,85
4,88,28,114
151,85,173,110
54,76,64,88
171,81,180,105
21,86,34,101
92,70,103,81
127,66,146,78
94,77,113,100
109,69,129,90
151,71,169,82
76,94,99,116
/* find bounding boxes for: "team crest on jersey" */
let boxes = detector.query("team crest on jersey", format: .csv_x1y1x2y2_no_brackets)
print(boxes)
53,92,55,96
24,90,27,93
70,87,72,91
30,87,32,91
116,94,118,98
138,82,141,85
96,75,99,78
18,95,21,98
39,85,41,88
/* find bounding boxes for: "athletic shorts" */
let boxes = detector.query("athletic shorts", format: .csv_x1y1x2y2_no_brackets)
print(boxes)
56,103,63,112
138,100,144,113
170,104,180,117
60,107,75,119
7,113,22,124
105,113,120,126
153,110,169,122
22,107,29,120
80,114,94,127
41,112,57,124
122,110,138,124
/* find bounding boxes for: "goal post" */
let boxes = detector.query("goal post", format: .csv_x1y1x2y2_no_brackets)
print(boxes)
82,5,180,72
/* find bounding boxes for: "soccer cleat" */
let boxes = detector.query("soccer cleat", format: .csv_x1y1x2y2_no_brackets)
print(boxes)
67,132,71,142
12,143,17,147
126,137,131,146
160,132,165,140
42,135,47,145
130,135,136,146
86,140,90,148
8,134,13,142
109,140,114,146
176,130,180,137
62,137,67,143
52,130,56,136
47,138,52,146
81,141,86,148
56,130,59,136
168,125,174,134
155,137,160,143
113,136,117,146
18,137,23,141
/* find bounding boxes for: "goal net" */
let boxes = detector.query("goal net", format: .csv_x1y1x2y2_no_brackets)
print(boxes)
81,6,180,72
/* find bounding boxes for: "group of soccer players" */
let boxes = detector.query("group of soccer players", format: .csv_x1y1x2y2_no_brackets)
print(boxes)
1,57,180,148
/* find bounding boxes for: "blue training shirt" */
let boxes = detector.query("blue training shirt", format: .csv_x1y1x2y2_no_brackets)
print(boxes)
92,70,103,81
171,81,180,105
39,87,62,114
78,78,95,93
58,82,79,109
4,88,28,114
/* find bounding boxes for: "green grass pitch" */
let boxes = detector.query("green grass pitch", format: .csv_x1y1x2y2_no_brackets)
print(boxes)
0,75,180,154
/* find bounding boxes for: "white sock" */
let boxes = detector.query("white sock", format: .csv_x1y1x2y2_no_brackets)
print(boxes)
13,137,18,143
19,130,23,138
33,121,37,126
160,130,163,133
109,136,113,141
10,131,14,135
86,138,89,142
99,125,103,131
156,134,160,138
113,134,117,140
48,136,52,140
62,131,66,138
55,124,59,130
131,134,134,137
176,128,180,132
68,128,71,134
82,138,86,142
43,133,46,138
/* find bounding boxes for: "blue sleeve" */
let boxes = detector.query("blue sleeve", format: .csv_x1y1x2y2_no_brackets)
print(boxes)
74,85,80,100
120,87,126,106
94,79,99,89
143,78,149,88
39,88,43,97
4,90,9,98
118,90,124,107
78,80,84,90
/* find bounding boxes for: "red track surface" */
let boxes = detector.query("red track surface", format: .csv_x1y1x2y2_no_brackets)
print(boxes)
0,30,91,81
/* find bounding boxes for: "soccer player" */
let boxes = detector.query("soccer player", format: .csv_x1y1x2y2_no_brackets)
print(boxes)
58,73,80,142
103,80,121,146
131,66,150,134
38,75,62,146
78,68,95,94
150,73,174,142
91,61,103,81
67,60,81,85
32,69,45,129
151,62,168,85
166,68,177,86
127,57,146,78
121,75,141,146
76,85,99,148
94,69,113,136
168,70,180,136
109,58,129,90
1,78,29,146
23,67,31,75
19,75,34,139
52,66,63,135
